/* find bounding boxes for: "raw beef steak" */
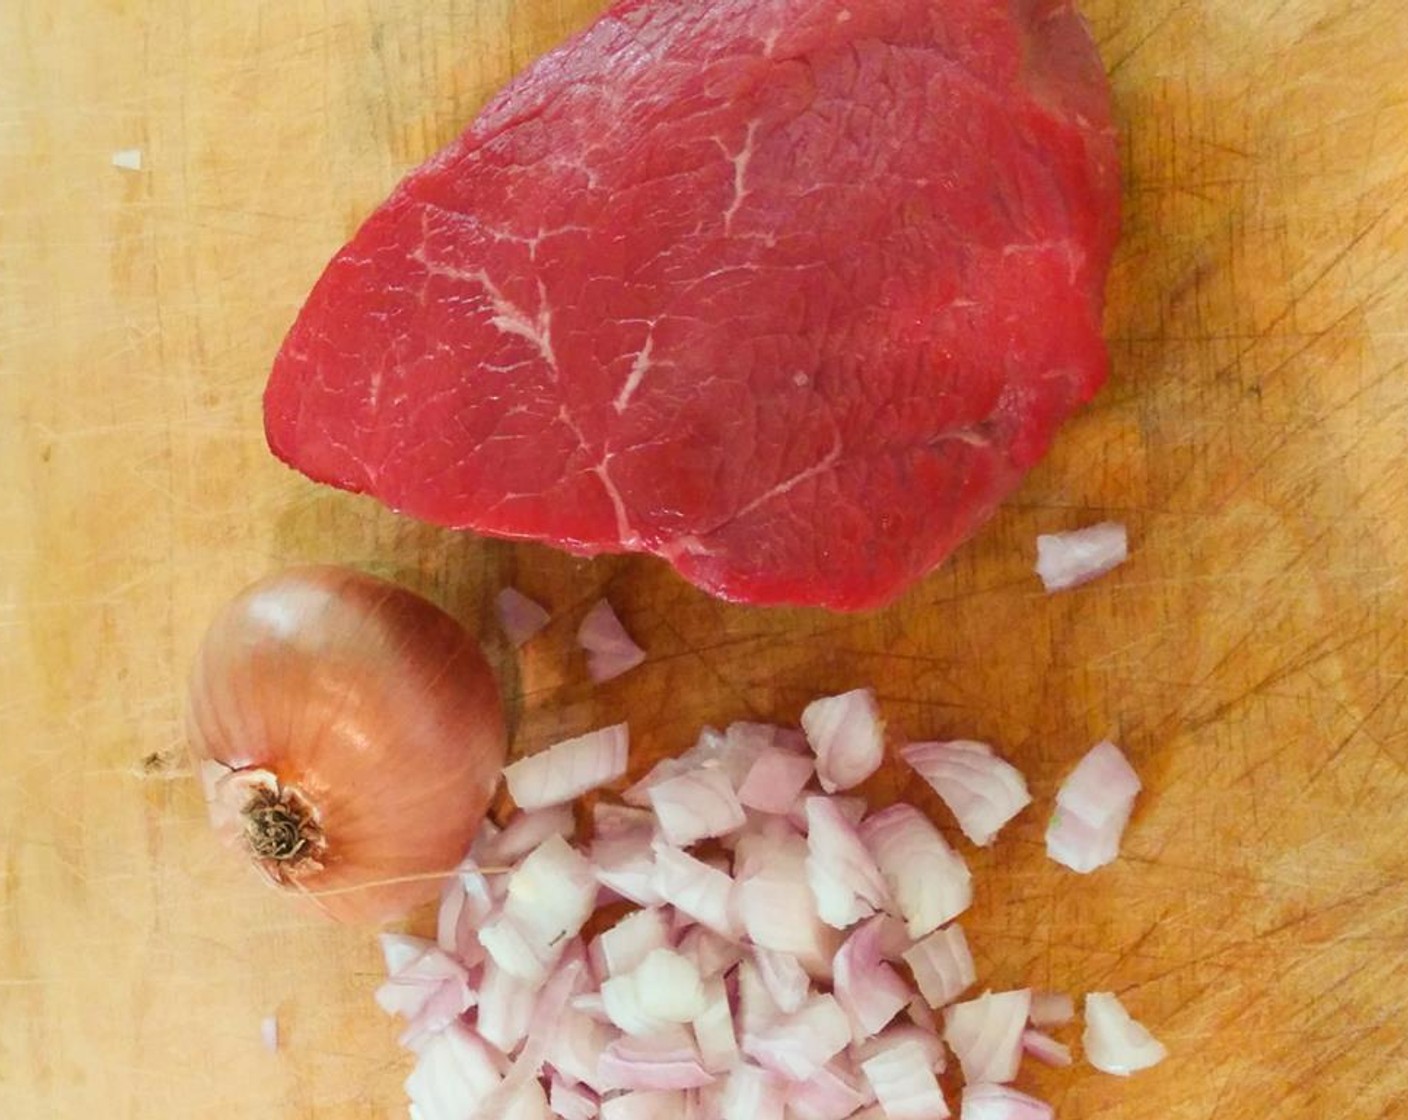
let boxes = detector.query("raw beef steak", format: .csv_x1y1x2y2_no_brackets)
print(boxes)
265,0,1120,610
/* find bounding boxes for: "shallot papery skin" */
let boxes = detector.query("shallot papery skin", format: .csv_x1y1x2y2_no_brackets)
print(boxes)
185,566,506,924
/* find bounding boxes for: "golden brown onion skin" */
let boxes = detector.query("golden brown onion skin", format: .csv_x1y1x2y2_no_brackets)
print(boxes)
185,565,506,924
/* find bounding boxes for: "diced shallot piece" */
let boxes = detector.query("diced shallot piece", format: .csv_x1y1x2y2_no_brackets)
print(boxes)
833,916,912,1039
861,805,972,938
1046,741,1141,873
902,925,976,1010
959,1083,1054,1120
482,835,597,982
1028,992,1075,1028
735,833,838,976
649,767,747,846
721,1063,786,1120
598,1026,714,1090
1082,992,1167,1076
790,1059,874,1120
743,994,853,1082
678,925,744,979
505,724,630,810
1021,1030,1072,1068
1035,522,1128,592
805,796,892,928
900,741,1031,847
596,907,671,977
943,990,1031,1085
496,587,551,648
858,1036,950,1120
405,1022,502,1120
693,976,741,1072
652,843,739,937
578,598,646,682
737,746,816,814
260,1015,278,1053
802,689,886,792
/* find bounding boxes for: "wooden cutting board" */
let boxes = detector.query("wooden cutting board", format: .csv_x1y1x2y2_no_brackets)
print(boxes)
3,1,1406,1116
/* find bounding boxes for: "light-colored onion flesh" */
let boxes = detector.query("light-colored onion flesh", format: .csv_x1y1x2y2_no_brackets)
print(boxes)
1083,992,1168,1075
1035,522,1128,591
959,1083,1053,1120
504,725,630,811
942,990,1031,1085
900,740,1031,847
577,599,646,683
498,587,551,648
1046,741,1141,874
802,689,886,793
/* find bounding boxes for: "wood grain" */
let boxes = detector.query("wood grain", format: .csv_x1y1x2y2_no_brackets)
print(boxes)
2,1,1406,1116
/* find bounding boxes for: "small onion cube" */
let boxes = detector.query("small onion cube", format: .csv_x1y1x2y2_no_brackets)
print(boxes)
476,956,538,1053
899,741,1032,847
1035,522,1128,592
853,1026,946,1075
805,796,891,929
1083,992,1167,1076
597,907,671,977
959,1083,1054,1120
790,1060,874,1120
649,767,747,847
861,805,972,939
834,916,911,1039
1027,992,1075,1028
693,977,741,1072
652,843,739,937
496,587,551,648
500,836,596,963
743,994,852,1082
601,973,665,1037
802,688,886,793
593,832,662,907
578,598,646,683
405,1022,502,1120
858,1037,949,1120
505,724,630,810
943,990,1031,1085
1021,1029,1072,1068
546,1007,612,1092
1045,743,1141,874
260,1015,278,1053
737,747,816,814
902,925,976,1010
598,1029,714,1091
721,1063,786,1120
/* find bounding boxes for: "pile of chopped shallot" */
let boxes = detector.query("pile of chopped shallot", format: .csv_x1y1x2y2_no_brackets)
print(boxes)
377,689,1165,1120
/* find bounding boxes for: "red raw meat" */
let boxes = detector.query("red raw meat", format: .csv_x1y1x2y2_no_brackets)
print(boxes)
265,0,1120,610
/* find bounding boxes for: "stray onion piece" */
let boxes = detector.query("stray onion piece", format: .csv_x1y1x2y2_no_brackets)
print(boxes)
186,566,506,923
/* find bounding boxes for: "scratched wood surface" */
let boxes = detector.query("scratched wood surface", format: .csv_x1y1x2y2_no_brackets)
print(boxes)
2,1,1407,1116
